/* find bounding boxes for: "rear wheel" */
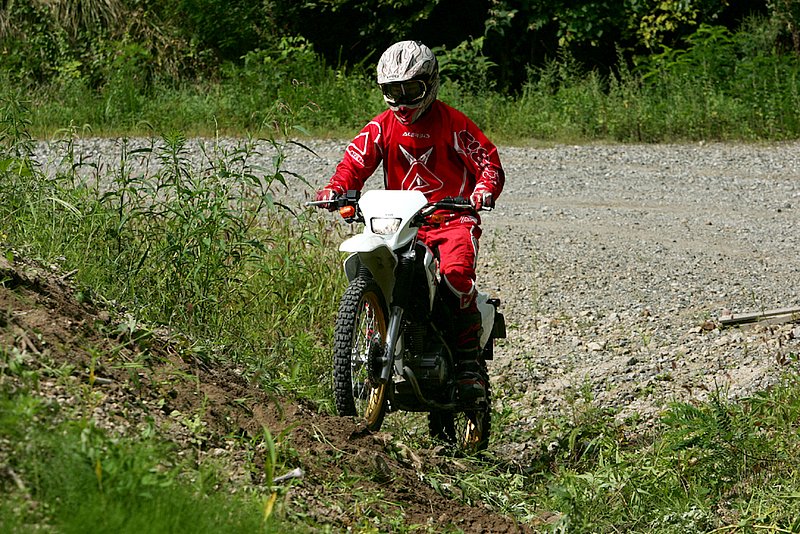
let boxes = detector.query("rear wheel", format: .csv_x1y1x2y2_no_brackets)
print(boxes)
428,367,491,454
333,277,389,431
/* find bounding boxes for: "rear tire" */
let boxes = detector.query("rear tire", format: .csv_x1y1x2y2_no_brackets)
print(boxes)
428,366,491,454
333,277,389,431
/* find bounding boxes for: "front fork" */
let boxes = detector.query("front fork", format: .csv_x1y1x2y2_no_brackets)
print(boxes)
378,305,404,384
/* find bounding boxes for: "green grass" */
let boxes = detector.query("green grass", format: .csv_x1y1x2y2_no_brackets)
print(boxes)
4,63,800,532
419,372,800,533
1,102,345,406
0,101,339,531
0,358,290,534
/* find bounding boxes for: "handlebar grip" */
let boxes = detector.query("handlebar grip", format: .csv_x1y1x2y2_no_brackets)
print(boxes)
440,196,470,205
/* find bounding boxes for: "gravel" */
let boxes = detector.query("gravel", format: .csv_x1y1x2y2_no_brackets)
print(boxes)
479,142,800,451
34,137,800,445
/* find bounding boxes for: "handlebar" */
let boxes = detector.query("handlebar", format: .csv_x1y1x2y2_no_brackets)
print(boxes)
428,196,475,212
304,189,362,210
305,191,488,223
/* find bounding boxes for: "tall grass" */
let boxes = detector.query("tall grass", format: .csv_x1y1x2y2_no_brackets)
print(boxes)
447,22,800,144
1,97,341,530
0,98,344,404
5,37,384,140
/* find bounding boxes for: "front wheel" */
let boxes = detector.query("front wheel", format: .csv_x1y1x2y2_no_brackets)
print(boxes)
428,367,491,454
333,277,389,431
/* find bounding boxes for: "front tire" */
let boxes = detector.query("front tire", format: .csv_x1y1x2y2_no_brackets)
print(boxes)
333,277,389,431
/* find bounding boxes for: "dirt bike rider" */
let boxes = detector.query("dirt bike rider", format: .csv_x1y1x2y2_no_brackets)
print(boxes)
315,40,505,402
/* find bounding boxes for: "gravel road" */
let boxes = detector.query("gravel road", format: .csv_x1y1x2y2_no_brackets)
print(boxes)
35,137,800,450
477,142,800,449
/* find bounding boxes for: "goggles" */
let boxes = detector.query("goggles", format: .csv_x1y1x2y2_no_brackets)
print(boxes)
380,80,427,106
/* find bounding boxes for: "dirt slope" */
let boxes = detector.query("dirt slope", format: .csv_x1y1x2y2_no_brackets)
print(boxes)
0,254,529,532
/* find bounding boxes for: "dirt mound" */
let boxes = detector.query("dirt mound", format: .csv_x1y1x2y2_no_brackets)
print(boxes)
0,254,529,532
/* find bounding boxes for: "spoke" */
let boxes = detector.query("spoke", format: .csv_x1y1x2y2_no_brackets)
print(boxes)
353,382,366,400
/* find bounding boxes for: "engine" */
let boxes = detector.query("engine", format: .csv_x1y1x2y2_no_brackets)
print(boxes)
402,323,447,387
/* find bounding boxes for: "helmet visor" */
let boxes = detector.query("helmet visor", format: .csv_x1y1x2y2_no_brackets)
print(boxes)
380,80,427,106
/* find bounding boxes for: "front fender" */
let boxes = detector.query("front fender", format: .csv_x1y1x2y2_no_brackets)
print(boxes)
341,234,397,303
340,233,387,255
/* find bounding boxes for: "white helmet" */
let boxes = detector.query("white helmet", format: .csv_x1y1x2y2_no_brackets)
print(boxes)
377,40,439,125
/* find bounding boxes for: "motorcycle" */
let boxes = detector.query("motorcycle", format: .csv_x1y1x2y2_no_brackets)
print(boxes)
309,189,506,452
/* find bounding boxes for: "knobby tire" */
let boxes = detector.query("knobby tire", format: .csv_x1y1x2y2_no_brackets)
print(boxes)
428,367,492,454
333,277,389,431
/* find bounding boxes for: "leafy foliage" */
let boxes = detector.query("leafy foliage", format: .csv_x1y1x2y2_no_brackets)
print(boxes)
165,0,268,60
769,0,800,53
436,36,497,94
1,0,796,143
0,0,782,94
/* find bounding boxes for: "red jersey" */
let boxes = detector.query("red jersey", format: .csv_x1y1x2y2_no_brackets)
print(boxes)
328,100,504,204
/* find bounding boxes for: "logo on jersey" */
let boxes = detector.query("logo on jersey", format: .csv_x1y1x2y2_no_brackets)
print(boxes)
402,131,431,139
345,122,381,167
399,146,443,193
456,130,501,187
345,132,370,166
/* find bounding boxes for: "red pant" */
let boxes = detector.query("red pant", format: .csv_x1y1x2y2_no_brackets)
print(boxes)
417,216,482,353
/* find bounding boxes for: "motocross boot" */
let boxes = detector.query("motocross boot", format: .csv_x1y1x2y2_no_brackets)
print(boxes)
454,310,486,402
455,356,487,402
